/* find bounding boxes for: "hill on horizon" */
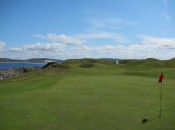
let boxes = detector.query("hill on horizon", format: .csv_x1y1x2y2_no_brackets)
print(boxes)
0,58,64,63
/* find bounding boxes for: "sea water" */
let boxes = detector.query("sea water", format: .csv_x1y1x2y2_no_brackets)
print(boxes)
0,63,45,70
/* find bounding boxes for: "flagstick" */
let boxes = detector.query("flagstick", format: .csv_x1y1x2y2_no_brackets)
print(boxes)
159,82,163,117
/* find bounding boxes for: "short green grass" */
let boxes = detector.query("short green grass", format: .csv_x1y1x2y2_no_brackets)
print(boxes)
0,63,175,130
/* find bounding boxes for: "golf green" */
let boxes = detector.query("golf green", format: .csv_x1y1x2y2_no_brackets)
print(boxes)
0,64,175,130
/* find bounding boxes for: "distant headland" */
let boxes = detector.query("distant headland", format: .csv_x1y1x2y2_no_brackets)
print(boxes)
0,58,64,63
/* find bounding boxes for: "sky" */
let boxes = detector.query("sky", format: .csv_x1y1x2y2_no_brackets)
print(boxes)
0,0,175,60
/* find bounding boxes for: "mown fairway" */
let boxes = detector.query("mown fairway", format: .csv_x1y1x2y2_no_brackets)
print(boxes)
0,63,175,130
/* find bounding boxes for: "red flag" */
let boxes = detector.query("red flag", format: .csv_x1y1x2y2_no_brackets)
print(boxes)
158,73,164,83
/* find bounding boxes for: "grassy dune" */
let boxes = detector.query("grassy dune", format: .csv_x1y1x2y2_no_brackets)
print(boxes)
0,60,175,130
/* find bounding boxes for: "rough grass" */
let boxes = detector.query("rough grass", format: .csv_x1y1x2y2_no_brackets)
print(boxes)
0,63,175,130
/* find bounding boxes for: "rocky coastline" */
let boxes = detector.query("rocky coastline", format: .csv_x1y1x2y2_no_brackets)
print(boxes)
0,68,27,79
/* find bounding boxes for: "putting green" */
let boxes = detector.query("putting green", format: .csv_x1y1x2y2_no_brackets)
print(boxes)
0,65,175,130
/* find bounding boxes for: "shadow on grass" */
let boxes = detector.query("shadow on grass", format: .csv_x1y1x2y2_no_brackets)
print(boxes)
142,116,160,124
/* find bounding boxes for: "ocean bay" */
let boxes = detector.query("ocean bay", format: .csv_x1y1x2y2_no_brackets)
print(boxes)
0,62,45,70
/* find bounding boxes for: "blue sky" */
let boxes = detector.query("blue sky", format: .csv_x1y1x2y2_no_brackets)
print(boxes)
0,0,175,60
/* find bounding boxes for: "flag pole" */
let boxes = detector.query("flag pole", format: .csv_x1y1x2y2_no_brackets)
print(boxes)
142,73,164,124
158,72,164,117
159,82,163,117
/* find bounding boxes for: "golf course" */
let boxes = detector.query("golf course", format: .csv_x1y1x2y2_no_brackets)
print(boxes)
0,58,175,130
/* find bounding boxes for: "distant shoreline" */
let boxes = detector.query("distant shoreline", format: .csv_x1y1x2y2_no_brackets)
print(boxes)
0,62,45,64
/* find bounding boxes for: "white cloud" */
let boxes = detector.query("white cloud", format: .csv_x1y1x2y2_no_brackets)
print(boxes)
84,16,139,30
162,13,171,22
73,36,175,60
9,48,23,52
76,32,129,43
3,35,175,60
32,32,128,44
46,33,85,45
9,42,64,54
31,34,46,39
32,33,85,45
85,17,123,28
142,36,175,49
6,42,65,59
0,41,5,50
23,42,65,51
